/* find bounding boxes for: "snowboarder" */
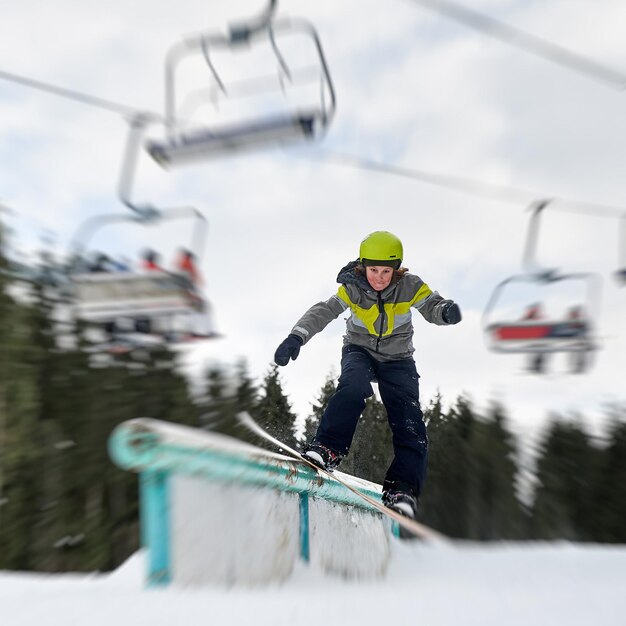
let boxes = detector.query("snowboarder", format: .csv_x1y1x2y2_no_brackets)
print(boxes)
274,231,461,520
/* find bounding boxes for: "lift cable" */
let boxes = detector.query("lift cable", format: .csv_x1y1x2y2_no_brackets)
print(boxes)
0,67,161,121
402,0,626,91
1,66,623,220
302,149,626,219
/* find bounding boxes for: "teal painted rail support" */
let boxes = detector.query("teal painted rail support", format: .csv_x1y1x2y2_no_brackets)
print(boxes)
299,493,310,563
109,418,387,586
391,521,401,538
140,471,171,586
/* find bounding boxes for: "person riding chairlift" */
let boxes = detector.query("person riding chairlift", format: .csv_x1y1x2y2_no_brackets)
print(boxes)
174,248,201,287
141,249,163,272
520,302,547,374
522,302,543,321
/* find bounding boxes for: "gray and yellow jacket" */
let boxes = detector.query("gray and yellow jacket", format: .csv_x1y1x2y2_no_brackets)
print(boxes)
290,260,455,362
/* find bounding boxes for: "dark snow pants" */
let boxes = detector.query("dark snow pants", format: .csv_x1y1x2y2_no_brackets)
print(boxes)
313,344,428,498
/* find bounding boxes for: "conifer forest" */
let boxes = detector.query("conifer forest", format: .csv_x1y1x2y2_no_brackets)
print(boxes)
0,223,624,574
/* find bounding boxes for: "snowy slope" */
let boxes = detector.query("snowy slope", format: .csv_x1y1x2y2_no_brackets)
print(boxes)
1,542,625,626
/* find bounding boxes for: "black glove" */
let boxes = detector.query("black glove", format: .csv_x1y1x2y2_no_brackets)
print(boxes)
442,302,462,325
274,334,304,366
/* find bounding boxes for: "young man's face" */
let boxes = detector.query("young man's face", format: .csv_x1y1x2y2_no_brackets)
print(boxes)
365,265,394,291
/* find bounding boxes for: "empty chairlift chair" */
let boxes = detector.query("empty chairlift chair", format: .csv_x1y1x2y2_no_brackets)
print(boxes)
144,2,335,167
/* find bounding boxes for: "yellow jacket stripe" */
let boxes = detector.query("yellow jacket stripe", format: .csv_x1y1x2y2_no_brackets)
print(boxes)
337,283,433,337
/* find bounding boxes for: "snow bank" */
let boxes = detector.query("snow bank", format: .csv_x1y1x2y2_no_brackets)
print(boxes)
1,542,625,626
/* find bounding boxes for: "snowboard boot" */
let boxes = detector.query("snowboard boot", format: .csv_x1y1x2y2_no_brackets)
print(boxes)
382,481,418,519
303,442,343,471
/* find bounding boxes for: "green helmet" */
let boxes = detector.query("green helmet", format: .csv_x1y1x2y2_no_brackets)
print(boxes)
359,231,403,267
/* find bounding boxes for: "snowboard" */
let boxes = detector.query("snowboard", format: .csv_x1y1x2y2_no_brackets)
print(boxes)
237,411,446,542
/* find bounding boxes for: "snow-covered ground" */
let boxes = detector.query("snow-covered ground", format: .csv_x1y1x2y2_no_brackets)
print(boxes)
1,542,625,626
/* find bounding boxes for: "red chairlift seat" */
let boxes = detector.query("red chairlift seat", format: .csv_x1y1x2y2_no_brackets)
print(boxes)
486,318,593,354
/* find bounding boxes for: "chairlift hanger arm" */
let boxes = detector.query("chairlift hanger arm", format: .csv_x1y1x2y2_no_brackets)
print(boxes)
617,213,626,285
521,198,555,276
118,113,163,219
520,199,613,294
229,0,278,43
118,114,202,222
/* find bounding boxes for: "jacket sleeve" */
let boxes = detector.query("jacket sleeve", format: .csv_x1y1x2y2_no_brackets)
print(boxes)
410,277,455,326
290,292,348,345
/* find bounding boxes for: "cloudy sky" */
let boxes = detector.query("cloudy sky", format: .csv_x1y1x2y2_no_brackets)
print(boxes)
1,0,625,447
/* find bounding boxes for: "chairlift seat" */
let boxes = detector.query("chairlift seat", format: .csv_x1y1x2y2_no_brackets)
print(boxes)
72,271,202,322
486,319,593,354
146,110,319,166
87,329,220,355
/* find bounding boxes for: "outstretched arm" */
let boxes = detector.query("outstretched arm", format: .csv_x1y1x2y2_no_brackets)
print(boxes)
415,291,462,325
290,293,348,344
274,293,347,366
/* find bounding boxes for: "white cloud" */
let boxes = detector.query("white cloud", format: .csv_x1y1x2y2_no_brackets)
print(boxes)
1,0,625,441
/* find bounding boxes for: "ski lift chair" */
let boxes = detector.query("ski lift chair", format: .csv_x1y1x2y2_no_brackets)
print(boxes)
483,274,596,351
482,199,602,374
145,5,336,167
482,271,599,374
68,207,216,350
72,271,202,322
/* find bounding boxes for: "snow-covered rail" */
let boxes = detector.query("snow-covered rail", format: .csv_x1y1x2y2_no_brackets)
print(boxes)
108,418,392,587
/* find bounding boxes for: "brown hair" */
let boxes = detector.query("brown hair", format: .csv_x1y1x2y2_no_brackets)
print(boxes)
356,264,408,284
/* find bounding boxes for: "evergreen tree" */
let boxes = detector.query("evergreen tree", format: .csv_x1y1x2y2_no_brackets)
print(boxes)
531,418,600,540
0,221,45,569
342,394,393,484
197,360,258,443
255,364,297,449
421,393,460,534
301,371,336,447
200,364,236,433
0,231,200,571
471,402,526,539
421,394,479,538
589,411,626,543
234,358,258,415
233,358,260,444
